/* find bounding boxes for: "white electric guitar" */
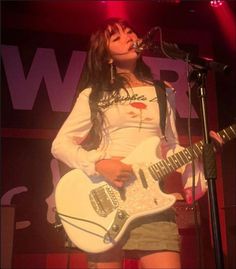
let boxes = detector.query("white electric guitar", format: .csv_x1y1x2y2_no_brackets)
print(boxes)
55,124,236,253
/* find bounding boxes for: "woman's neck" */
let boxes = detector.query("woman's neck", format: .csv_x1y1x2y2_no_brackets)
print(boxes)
115,63,136,74
119,72,152,87
115,63,152,87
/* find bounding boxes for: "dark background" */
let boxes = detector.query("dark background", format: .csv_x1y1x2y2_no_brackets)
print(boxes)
1,1,236,269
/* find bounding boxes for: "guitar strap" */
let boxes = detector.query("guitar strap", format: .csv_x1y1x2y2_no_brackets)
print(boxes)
154,80,167,138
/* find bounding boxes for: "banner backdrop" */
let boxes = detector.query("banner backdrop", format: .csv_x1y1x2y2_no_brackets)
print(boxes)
1,28,224,261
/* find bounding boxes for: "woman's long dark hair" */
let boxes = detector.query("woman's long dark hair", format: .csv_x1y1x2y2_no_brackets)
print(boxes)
77,18,154,150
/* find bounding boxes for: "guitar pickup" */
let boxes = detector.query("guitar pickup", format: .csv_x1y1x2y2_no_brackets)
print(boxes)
139,169,148,189
89,185,119,217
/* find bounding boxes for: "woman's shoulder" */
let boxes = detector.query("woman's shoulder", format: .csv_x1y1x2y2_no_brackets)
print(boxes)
79,87,92,96
73,88,92,105
76,87,93,101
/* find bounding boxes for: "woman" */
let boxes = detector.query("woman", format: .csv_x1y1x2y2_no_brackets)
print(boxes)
51,18,222,269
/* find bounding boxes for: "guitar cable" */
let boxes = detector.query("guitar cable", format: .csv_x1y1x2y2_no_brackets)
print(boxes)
56,211,110,239
54,210,110,269
186,58,204,269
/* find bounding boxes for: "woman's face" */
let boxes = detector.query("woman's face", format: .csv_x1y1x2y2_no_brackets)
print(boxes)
107,23,140,65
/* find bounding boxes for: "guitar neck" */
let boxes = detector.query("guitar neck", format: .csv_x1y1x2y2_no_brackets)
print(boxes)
148,124,236,180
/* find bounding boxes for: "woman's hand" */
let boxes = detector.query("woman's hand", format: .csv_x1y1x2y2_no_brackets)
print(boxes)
209,130,224,152
95,158,134,188
183,130,224,204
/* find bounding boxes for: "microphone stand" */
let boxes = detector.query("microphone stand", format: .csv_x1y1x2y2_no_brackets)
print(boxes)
138,30,229,268
189,68,224,269
156,38,229,268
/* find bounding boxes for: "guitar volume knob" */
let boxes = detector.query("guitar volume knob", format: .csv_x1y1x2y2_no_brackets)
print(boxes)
118,211,124,219
104,233,112,244
112,224,119,231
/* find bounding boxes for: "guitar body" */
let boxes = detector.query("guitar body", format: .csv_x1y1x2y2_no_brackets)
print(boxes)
55,136,176,253
55,124,236,253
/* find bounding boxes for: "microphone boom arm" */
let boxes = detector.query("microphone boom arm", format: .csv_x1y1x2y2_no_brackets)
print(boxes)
134,26,230,74
162,42,230,73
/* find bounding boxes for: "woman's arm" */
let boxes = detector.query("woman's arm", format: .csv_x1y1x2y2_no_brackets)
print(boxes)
51,88,107,176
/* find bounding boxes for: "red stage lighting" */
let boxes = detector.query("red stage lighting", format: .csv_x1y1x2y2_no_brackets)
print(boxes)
210,0,224,8
210,1,236,51
105,1,128,20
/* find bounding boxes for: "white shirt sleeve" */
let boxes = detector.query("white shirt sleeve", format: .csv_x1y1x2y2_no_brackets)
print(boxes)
51,88,107,176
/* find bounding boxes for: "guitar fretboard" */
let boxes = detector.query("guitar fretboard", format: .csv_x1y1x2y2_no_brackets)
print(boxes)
148,124,236,180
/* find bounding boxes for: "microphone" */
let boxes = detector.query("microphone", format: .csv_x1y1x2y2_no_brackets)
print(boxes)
133,27,230,74
133,26,160,53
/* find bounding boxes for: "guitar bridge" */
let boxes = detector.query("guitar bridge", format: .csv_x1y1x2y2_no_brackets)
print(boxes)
89,185,119,217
